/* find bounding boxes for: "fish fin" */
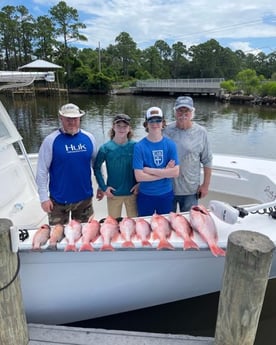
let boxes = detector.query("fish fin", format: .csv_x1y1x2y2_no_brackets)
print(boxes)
100,244,114,251
46,244,58,251
64,244,77,252
157,239,174,250
79,243,94,252
209,244,226,257
122,241,135,248
184,238,199,250
141,240,152,247
32,247,42,252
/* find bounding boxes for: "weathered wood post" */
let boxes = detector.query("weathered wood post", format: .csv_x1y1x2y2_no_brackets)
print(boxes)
214,230,275,345
0,218,29,345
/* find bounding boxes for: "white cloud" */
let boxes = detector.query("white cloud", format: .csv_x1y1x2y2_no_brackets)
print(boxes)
228,42,262,55
5,0,276,53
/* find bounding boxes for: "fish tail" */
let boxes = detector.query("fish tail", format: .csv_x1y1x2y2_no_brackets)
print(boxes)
122,241,135,248
79,243,94,252
64,244,77,252
46,244,57,251
100,244,115,251
141,240,152,247
184,238,199,250
209,244,226,257
157,239,174,250
32,246,42,252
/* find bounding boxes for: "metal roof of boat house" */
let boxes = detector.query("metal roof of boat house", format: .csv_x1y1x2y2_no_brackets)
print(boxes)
18,59,62,70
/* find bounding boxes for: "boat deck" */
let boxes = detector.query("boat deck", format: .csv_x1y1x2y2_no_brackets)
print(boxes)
28,324,214,345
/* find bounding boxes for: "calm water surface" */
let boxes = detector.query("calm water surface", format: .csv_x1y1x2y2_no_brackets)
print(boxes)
1,93,276,344
1,93,276,160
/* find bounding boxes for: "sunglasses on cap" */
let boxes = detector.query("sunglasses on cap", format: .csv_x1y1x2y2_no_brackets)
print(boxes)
147,118,162,124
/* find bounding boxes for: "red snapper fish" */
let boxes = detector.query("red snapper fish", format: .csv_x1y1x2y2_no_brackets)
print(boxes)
100,216,120,251
64,219,82,252
189,205,226,257
150,213,174,250
79,219,100,252
32,224,51,250
48,223,64,250
135,218,152,247
169,212,199,250
119,217,136,248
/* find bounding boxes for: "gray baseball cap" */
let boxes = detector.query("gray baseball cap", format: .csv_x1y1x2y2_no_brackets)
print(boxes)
174,96,194,110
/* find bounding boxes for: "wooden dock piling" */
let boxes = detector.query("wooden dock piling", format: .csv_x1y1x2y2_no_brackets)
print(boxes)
214,230,275,345
0,218,29,345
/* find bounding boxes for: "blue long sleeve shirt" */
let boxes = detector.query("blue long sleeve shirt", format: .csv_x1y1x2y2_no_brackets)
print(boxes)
36,129,97,204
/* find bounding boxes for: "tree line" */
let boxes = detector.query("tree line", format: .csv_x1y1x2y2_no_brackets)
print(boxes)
1,1,276,95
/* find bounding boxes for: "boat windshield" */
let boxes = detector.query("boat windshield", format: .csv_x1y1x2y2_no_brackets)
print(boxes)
0,101,22,148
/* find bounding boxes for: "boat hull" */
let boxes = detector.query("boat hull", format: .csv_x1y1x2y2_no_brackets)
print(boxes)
20,249,226,324
19,210,276,325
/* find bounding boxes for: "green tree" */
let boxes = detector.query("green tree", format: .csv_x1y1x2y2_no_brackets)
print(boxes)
34,15,56,60
0,5,35,68
141,46,163,78
16,5,35,64
235,69,261,95
49,1,87,77
113,32,139,79
171,41,189,78
154,40,171,78
221,80,236,93
189,39,224,77
259,81,276,96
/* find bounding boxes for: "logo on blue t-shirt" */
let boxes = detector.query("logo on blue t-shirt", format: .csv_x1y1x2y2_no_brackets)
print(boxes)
65,143,87,153
152,150,163,166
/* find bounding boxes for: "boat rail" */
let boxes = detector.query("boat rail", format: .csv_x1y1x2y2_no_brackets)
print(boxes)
211,167,242,179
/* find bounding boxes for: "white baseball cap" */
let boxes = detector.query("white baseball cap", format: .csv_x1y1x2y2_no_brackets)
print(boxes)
59,103,85,118
145,106,163,120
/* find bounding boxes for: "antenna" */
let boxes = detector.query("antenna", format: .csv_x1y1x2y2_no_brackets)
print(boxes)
209,200,276,224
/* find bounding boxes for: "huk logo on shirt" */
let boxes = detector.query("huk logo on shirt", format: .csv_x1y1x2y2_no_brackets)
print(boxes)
65,143,87,153
152,150,163,166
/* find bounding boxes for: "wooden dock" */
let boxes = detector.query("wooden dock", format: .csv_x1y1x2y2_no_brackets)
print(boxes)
28,323,214,345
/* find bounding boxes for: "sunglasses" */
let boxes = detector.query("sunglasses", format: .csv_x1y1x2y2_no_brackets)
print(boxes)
147,118,162,124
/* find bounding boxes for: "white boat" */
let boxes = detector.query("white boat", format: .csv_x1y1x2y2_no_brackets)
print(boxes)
1,79,276,325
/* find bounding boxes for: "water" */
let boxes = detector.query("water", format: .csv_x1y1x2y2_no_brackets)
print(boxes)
1,92,276,343
1,93,276,160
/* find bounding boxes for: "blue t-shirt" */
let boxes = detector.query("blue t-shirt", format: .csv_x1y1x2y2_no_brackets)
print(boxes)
133,136,179,196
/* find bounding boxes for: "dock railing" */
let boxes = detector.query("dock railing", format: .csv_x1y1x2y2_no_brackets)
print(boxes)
135,78,224,96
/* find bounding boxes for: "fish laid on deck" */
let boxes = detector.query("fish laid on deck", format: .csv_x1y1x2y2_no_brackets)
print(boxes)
48,224,64,250
135,218,152,247
100,216,120,251
169,212,199,250
189,205,226,257
150,213,174,250
79,219,100,252
119,217,136,248
64,220,82,252
32,224,51,251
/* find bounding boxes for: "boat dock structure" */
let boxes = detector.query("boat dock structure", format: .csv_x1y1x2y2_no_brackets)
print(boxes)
27,324,214,345
134,78,224,97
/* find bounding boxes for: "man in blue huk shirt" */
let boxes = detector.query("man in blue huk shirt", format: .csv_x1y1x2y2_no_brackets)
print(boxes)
36,103,97,225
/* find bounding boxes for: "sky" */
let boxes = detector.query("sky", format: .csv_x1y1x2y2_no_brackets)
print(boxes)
1,0,276,55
